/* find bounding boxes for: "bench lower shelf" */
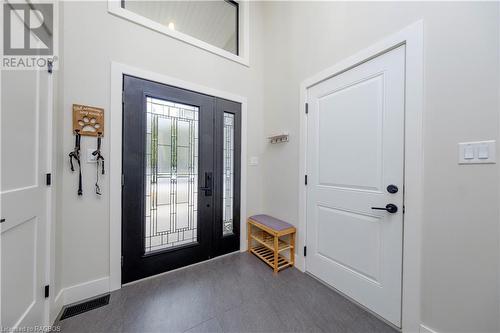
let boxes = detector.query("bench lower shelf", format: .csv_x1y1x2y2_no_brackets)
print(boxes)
250,245,292,272
251,231,293,253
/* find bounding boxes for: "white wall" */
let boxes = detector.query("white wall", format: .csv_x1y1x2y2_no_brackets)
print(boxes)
55,1,500,332
57,0,265,302
260,2,499,332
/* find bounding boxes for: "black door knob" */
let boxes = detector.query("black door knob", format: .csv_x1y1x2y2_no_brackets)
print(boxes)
387,185,398,194
371,204,398,214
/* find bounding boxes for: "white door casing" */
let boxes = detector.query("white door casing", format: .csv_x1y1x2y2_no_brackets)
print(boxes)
1,68,50,329
306,46,405,326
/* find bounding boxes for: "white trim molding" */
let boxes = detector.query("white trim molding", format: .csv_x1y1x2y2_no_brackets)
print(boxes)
107,0,250,67
297,20,424,332
110,62,248,291
53,277,110,308
51,289,64,323
420,324,439,333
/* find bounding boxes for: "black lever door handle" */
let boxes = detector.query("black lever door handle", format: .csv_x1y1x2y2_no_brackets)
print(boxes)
371,204,398,214
200,172,212,196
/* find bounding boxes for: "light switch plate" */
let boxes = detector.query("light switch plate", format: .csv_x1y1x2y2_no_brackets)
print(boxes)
87,148,97,163
458,140,496,164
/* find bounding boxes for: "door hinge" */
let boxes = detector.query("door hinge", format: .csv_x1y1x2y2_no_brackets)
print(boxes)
0,218,5,223
305,175,308,185
305,103,309,114
403,205,406,214
121,256,124,267
121,174,124,186
44,285,49,298
46,173,52,186
303,246,307,257
122,91,125,104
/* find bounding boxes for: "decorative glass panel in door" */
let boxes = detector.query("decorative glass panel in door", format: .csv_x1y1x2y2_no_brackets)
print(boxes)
212,98,241,257
145,97,199,253
222,113,234,236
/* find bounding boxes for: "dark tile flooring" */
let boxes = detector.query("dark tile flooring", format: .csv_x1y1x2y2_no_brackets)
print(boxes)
57,253,398,333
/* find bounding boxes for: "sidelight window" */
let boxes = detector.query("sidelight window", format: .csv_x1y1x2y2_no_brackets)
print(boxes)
222,113,235,236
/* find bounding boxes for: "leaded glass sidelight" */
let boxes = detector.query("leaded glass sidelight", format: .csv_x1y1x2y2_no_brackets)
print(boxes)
223,113,235,236
145,97,199,253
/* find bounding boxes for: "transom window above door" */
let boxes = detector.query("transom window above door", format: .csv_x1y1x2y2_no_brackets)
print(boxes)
110,0,247,64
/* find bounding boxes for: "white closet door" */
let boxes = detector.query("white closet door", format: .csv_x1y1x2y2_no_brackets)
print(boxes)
306,46,405,326
1,67,50,329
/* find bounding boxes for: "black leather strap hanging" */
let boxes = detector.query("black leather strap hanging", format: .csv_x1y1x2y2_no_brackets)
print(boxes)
69,130,82,195
92,132,104,195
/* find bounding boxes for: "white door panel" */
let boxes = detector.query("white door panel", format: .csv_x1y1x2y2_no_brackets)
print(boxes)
317,74,384,191
1,68,49,329
1,72,39,192
316,206,381,283
306,46,405,326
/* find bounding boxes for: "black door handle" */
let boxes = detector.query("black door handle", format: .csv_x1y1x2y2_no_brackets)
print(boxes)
371,204,398,214
200,172,212,196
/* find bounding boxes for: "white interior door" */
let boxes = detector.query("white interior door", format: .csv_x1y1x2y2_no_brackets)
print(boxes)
1,68,50,329
306,46,405,326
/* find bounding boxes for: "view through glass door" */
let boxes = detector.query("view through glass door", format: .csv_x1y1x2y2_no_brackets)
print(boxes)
122,76,241,284
145,96,200,253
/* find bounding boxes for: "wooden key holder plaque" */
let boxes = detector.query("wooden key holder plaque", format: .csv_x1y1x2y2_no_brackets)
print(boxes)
72,104,104,137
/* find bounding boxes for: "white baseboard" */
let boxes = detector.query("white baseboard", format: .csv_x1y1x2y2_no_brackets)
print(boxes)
55,277,110,307
420,324,439,333
50,289,64,323
295,254,305,272
54,288,64,306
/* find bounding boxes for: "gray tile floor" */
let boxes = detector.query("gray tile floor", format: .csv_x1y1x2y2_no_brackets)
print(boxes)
57,253,398,333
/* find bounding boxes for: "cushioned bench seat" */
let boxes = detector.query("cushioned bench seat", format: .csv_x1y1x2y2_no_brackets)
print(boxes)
248,214,295,231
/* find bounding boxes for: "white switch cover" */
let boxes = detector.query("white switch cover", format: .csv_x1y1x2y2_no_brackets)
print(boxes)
478,144,489,159
458,140,496,164
87,148,97,163
463,145,474,160
249,156,259,166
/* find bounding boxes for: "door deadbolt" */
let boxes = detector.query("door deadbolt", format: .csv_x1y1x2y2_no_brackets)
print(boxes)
387,185,398,194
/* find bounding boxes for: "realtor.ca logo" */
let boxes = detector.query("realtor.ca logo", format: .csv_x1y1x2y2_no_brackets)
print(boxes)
2,1,58,70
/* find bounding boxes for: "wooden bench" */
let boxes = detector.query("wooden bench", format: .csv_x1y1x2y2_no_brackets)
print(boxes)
247,215,296,273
